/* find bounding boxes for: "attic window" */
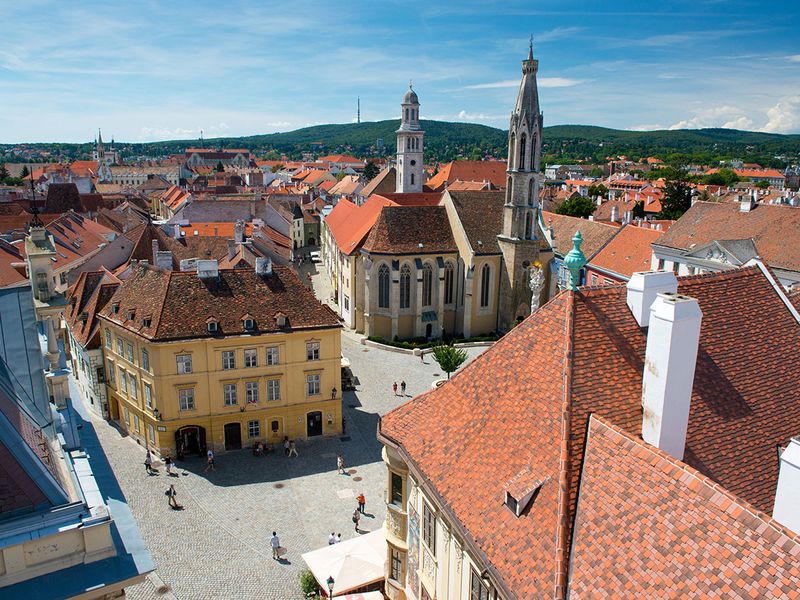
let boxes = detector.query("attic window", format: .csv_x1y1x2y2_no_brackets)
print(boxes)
207,320,219,333
276,314,287,327
111,303,120,314
243,318,255,330
127,310,135,321
142,318,152,328
504,472,549,518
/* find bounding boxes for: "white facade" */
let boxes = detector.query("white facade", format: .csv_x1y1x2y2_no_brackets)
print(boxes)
69,335,109,418
396,86,424,193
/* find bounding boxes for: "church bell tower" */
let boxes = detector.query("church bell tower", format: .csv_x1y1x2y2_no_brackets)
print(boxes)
496,42,543,330
396,85,424,193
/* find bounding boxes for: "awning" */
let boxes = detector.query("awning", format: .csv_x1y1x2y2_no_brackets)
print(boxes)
339,593,384,600
301,530,386,597
421,311,438,322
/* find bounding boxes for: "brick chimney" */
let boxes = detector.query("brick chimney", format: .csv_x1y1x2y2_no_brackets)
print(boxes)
626,271,678,327
773,438,800,534
641,293,703,460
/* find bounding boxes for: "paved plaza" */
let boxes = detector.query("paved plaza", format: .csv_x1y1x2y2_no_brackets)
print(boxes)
73,326,486,599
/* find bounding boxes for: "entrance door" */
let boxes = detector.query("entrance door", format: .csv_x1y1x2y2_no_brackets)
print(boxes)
425,323,433,338
224,422,242,450
306,411,323,437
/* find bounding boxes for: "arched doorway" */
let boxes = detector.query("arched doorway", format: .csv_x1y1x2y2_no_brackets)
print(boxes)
425,323,433,338
308,236,316,246
224,422,242,450
175,425,206,457
306,411,323,437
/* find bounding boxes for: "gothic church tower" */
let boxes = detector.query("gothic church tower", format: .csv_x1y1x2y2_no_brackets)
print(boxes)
497,43,543,330
395,85,424,193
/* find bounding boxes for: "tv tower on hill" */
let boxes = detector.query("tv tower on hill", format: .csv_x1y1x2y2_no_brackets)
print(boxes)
357,97,361,124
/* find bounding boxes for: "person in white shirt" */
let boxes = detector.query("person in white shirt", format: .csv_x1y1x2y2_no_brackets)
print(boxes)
328,532,336,545
270,531,281,560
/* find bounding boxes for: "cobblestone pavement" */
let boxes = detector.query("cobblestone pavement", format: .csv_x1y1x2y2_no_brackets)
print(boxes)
72,318,486,599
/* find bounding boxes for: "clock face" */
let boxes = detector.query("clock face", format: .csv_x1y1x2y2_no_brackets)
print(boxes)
410,160,416,166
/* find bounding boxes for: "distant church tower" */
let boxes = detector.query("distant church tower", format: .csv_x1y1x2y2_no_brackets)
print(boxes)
395,85,424,193
93,128,105,162
497,43,543,330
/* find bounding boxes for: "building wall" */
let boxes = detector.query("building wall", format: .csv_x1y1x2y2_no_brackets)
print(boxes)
101,322,342,455
68,337,108,419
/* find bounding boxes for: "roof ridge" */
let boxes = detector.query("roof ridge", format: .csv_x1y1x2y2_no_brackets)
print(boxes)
590,414,800,547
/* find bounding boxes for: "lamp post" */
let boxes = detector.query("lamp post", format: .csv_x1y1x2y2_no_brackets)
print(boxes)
152,408,160,421
326,575,335,598
331,387,338,399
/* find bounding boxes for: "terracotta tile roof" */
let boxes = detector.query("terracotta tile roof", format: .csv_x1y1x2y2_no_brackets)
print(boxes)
707,167,785,179
448,190,505,254
371,192,442,207
126,223,231,268
426,160,507,191
541,211,619,259
64,269,121,348
18,212,116,271
325,195,397,255
654,202,800,273
362,206,456,255
68,160,99,178
99,263,340,342
178,222,253,238
445,180,492,191
317,179,337,193
588,224,661,279
380,265,800,598
569,415,800,598
360,167,396,197
0,240,28,288
44,183,82,213
318,154,363,164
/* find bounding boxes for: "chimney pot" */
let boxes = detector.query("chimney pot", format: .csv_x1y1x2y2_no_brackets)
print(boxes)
626,271,678,327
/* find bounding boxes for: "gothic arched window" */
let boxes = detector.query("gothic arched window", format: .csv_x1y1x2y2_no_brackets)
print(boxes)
525,212,533,239
480,263,491,308
532,133,538,169
400,265,411,309
506,176,513,203
405,108,409,120
378,264,390,308
422,263,433,307
528,179,534,206
411,173,415,186
519,133,527,170
444,262,454,305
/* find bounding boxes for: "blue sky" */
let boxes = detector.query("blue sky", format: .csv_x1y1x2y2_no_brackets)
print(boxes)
1,0,799,143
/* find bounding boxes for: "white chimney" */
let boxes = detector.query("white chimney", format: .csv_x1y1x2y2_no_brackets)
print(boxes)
610,205,619,222
155,250,173,270
626,271,678,327
197,259,219,279
641,293,702,460
255,256,272,275
173,223,181,239
773,438,800,534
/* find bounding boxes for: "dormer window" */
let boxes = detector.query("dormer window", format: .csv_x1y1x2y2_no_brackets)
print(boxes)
111,302,120,314
242,315,255,331
207,320,219,333
276,313,287,327
142,318,152,328
127,309,136,321
504,471,548,517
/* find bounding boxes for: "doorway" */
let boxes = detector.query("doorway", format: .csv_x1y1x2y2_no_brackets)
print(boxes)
176,426,206,457
224,422,242,450
306,411,323,437
425,323,432,338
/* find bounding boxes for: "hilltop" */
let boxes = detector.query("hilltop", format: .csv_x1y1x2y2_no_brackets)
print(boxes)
3,121,800,167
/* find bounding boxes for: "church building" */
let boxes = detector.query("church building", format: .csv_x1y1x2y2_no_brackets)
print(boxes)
321,46,545,339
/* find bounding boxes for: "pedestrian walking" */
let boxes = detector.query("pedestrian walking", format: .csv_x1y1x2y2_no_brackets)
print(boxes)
400,381,406,395
283,436,290,457
270,531,281,560
392,381,398,396
328,532,336,545
165,484,181,509
336,533,342,544
288,440,298,457
337,454,345,474
205,449,215,472
356,492,366,513
352,508,361,532
164,455,173,475
144,450,153,474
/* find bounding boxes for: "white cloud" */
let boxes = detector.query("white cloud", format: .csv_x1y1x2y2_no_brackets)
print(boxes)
669,105,753,130
761,96,800,133
627,124,666,131
455,110,507,122
536,26,583,43
464,80,519,89
787,55,800,62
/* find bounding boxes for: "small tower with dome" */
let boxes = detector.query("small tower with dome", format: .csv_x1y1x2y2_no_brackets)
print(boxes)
395,84,424,193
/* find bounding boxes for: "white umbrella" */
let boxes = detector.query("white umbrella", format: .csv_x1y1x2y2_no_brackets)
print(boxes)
301,530,386,596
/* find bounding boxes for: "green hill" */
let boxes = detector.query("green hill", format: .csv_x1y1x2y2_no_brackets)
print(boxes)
3,121,800,167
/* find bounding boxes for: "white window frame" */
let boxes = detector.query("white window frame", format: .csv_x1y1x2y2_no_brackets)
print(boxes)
179,388,195,411
118,367,127,392
245,381,259,403
267,379,280,401
248,419,260,438
222,350,236,370
223,383,238,406
244,348,258,368
126,342,134,363
306,373,321,396
266,347,279,365
144,383,152,408
129,375,137,400
306,341,320,361
176,354,192,374
105,329,112,349
116,337,123,355
141,348,150,372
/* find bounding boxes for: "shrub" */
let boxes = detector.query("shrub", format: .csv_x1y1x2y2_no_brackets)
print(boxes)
299,569,318,598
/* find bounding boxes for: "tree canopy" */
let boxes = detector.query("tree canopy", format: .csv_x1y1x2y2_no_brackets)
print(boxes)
431,343,469,379
658,166,694,220
363,161,379,181
555,195,597,219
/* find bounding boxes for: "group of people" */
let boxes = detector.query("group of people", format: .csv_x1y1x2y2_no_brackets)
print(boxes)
145,450,177,476
391,381,407,396
283,437,298,457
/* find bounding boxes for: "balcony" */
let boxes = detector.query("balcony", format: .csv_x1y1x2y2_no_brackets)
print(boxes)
385,500,408,549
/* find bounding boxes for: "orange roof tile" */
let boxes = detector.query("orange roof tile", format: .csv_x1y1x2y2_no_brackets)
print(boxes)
426,160,507,191
588,224,661,279
325,196,398,255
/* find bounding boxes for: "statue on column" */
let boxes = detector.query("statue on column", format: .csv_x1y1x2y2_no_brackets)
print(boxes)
529,261,545,313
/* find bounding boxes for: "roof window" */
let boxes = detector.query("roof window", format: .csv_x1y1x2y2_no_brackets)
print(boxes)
127,309,136,321
504,471,549,518
111,302,120,314
243,317,255,330
207,318,219,333
142,318,152,328
276,313,287,327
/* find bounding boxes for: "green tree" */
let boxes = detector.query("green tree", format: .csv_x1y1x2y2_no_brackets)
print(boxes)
431,343,469,379
270,164,284,173
658,166,693,219
587,183,608,199
703,168,739,186
632,200,646,218
20,165,29,178
363,160,379,181
215,161,225,172
555,195,597,219
299,569,319,598
588,166,604,178
753,180,770,189
0,163,8,182
335,171,347,181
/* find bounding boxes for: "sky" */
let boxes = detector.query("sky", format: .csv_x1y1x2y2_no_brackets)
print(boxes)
1,0,799,143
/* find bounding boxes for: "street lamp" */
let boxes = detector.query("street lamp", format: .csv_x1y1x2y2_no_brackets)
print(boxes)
331,387,337,399
326,575,335,597
152,408,161,421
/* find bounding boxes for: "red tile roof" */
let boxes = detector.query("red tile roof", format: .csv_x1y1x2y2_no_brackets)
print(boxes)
380,265,800,597
178,222,253,238
426,160,507,191
541,211,620,259
569,415,800,598
362,206,456,254
324,195,397,255
447,190,505,254
318,154,363,164
371,192,443,207
588,224,661,279
65,269,121,348
0,240,28,288
654,202,800,273
99,263,340,342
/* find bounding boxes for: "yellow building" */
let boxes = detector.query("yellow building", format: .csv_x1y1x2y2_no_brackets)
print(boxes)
98,258,342,455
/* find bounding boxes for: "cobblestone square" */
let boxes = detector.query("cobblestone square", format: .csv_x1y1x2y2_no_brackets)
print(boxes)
73,329,485,599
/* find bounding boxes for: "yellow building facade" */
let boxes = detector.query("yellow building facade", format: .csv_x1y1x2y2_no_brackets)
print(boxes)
97,261,343,456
